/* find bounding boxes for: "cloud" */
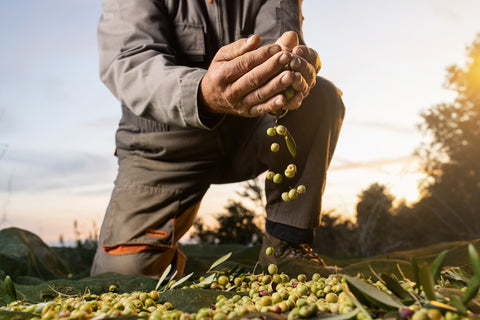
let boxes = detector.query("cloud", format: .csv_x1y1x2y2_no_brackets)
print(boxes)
347,120,417,135
331,155,420,172
428,0,459,23
0,147,116,194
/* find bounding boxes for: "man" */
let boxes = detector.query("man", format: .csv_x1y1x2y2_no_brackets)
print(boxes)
91,0,345,278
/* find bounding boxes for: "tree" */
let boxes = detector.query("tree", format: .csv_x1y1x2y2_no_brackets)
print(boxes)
355,183,396,256
314,210,357,258
415,34,480,241
191,179,265,245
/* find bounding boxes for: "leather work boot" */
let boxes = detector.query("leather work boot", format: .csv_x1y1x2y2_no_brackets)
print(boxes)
258,232,338,271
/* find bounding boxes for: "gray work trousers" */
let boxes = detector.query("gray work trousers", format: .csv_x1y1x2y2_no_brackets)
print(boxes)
91,77,345,278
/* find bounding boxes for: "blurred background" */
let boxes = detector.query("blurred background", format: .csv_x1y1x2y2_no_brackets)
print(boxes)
0,0,479,255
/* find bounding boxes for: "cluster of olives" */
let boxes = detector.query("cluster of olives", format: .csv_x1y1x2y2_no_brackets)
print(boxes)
1,247,471,320
2,290,170,320
265,124,306,202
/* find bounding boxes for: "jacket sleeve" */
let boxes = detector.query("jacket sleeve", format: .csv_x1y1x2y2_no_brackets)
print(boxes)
98,0,214,129
254,0,305,47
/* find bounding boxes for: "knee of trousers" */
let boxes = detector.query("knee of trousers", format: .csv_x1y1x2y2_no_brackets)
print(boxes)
310,76,346,122
93,188,201,277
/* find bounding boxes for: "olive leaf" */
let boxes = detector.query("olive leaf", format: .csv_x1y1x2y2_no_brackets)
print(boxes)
340,284,372,320
380,273,414,301
445,267,471,283
4,275,17,301
418,262,437,301
170,272,194,290
312,308,359,320
468,243,480,280
196,273,216,286
155,264,172,291
207,252,232,273
462,275,479,305
411,257,421,292
447,295,468,316
344,274,404,309
431,250,448,284
424,300,460,313
284,129,296,158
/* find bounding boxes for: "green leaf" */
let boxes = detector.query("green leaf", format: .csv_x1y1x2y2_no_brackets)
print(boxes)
447,295,468,316
284,129,296,158
468,243,480,280
155,264,172,291
431,250,448,284
4,275,17,301
344,274,404,309
341,284,372,320
313,308,359,320
170,272,194,290
411,258,421,292
380,273,414,301
207,252,232,273
462,275,480,305
445,268,471,283
418,262,437,301
424,301,460,313
197,273,216,286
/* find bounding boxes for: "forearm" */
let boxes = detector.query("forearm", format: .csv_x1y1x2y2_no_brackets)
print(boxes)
98,0,214,129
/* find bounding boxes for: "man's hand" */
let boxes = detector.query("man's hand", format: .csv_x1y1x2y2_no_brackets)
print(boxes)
275,31,322,108
199,35,297,117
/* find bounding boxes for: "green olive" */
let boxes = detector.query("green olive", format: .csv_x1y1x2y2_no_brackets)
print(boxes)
273,174,283,184
267,127,276,136
268,264,279,275
270,143,280,152
296,185,306,194
265,247,275,256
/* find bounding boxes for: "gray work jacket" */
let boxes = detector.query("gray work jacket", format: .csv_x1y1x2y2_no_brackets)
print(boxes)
98,0,303,130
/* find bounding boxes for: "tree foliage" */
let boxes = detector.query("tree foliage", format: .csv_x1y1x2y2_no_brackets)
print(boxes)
190,179,264,246
415,33,480,241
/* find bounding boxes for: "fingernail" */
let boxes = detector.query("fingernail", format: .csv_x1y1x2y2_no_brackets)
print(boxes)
275,97,284,106
247,34,256,43
281,73,290,84
296,48,304,56
290,57,301,68
268,45,281,55
279,53,290,64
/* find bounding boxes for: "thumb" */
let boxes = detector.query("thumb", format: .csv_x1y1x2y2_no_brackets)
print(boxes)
215,34,261,62
275,31,299,52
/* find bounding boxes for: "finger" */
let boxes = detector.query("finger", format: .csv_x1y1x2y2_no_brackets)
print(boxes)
241,70,295,106
229,51,292,97
248,94,287,117
289,71,310,97
215,34,261,62
275,31,299,51
218,44,284,83
283,91,304,111
288,55,316,88
293,45,321,73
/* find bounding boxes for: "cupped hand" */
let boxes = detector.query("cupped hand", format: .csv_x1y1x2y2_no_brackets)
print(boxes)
199,35,296,117
275,31,322,108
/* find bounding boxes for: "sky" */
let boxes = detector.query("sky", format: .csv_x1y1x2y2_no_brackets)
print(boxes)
0,0,479,245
